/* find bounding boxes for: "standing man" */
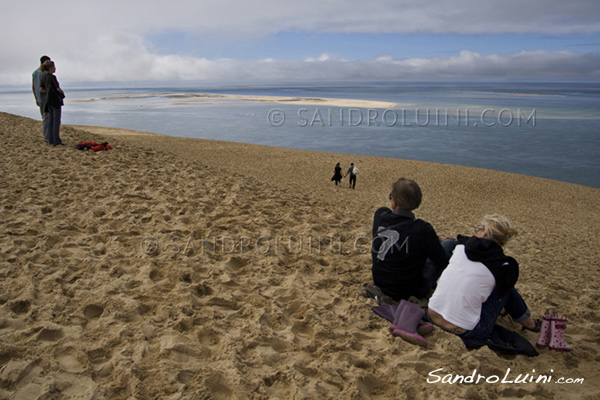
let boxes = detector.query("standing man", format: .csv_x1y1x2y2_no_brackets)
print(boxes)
32,55,51,143
345,162,358,189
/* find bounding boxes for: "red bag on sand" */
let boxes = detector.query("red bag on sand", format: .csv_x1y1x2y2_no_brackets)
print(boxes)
90,142,112,152
75,141,113,152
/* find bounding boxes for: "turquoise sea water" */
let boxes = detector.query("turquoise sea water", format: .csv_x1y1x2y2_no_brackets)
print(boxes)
1,82,599,188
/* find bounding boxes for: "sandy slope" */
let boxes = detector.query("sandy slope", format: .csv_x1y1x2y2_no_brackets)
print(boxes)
0,112,599,399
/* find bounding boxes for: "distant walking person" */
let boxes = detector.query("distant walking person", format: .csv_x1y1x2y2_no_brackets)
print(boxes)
331,162,343,186
32,55,51,142
40,60,65,146
345,163,358,189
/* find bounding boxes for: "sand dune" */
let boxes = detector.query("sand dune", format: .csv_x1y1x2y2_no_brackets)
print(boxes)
0,112,599,399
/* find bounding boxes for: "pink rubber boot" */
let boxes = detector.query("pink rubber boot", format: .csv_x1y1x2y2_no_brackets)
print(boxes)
391,300,428,348
536,309,553,348
389,301,433,336
389,300,407,332
548,314,573,352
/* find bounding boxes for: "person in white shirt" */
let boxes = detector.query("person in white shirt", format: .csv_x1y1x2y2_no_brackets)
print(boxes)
427,214,540,339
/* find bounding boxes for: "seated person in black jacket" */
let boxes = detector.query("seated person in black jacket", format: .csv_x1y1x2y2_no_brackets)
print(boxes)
371,178,450,301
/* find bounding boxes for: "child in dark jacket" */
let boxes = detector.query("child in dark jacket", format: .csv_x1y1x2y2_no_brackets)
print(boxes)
371,178,449,301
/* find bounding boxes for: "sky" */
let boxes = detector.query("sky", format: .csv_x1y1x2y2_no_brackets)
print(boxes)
1,0,600,86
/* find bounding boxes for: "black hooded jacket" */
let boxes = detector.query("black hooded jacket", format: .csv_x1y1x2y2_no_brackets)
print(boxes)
458,235,519,298
371,207,448,300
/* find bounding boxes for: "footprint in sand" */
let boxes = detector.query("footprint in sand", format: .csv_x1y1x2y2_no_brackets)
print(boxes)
225,257,249,273
83,304,104,319
283,300,309,320
357,374,392,398
191,283,214,298
193,327,223,355
9,300,31,315
86,347,110,365
55,347,86,373
149,267,165,282
0,352,11,365
291,322,314,346
269,337,292,353
203,372,234,399
177,369,196,384
37,327,64,342
179,273,192,283
259,312,289,332
173,319,193,333
293,361,318,378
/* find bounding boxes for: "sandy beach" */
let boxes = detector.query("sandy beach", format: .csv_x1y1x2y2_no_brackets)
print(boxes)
0,112,599,399
68,93,399,109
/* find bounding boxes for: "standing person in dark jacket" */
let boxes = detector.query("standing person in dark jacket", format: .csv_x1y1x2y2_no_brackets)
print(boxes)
40,60,65,146
371,178,450,301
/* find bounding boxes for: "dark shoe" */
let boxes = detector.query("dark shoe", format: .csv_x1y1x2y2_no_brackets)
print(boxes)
363,284,396,306
364,284,384,303
522,318,542,333
417,322,435,336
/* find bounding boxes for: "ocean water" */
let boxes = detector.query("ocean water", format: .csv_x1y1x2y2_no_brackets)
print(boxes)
1,82,599,188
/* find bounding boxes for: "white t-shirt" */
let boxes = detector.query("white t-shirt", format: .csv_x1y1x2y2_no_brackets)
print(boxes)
428,244,495,330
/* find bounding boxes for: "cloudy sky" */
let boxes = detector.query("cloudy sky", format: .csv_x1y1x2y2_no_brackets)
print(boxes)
2,0,600,86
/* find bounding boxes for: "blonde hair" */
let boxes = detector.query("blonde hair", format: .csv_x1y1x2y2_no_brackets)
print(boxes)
480,214,518,246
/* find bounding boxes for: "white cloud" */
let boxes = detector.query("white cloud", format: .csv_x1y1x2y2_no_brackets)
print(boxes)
3,40,599,85
79,48,600,82
1,0,599,85
304,54,341,63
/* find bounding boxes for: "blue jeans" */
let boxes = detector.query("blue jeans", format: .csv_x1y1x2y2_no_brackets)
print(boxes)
39,105,50,142
44,106,62,145
459,287,531,341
